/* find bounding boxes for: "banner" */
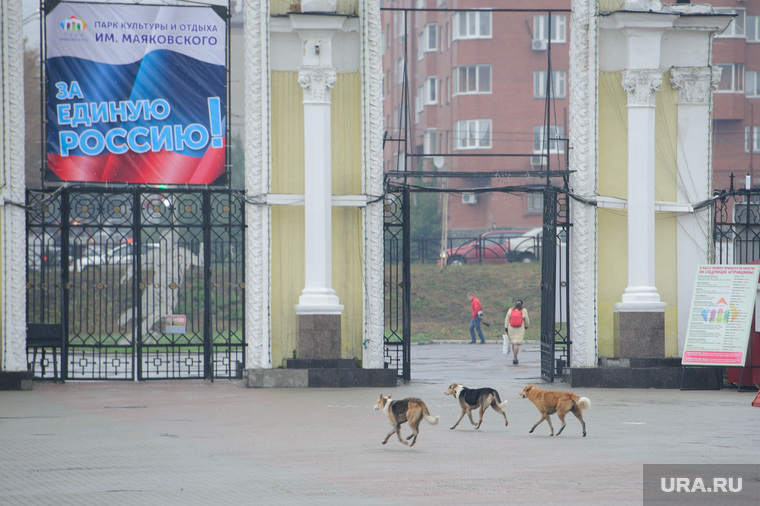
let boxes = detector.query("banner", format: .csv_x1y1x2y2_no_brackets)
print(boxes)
682,264,760,366
45,1,227,184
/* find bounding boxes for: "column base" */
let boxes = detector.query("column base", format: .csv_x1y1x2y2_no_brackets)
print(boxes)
297,313,342,360
613,307,665,358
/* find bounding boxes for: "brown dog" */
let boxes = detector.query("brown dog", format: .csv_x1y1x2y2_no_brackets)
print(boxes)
520,384,590,437
374,393,440,447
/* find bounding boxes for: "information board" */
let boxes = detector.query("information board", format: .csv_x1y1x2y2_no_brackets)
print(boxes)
682,264,760,366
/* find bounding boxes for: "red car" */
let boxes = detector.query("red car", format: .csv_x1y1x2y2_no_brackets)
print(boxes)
439,229,531,266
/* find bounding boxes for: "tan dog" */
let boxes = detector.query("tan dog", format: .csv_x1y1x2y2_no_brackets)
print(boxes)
374,393,440,447
445,383,508,430
520,385,590,437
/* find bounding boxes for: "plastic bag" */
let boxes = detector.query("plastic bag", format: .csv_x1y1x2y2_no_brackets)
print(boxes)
502,334,510,355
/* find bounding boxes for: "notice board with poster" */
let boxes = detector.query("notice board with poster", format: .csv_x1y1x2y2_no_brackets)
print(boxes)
682,264,760,366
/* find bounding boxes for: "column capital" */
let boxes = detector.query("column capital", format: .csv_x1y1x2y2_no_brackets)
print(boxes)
669,67,721,105
622,69,662,107
298,66,337,104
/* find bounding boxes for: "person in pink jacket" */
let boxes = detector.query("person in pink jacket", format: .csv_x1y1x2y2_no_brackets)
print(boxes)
505,299,530,364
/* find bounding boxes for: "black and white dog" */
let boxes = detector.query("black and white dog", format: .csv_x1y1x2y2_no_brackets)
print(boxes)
445,383,509,430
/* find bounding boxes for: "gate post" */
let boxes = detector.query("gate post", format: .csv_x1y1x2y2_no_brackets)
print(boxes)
540,188,558,382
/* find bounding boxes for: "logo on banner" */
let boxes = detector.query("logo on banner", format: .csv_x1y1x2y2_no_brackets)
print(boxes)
700,297,738,324
60,15,87,32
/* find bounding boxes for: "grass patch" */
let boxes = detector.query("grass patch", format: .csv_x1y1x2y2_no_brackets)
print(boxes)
409,263,542,343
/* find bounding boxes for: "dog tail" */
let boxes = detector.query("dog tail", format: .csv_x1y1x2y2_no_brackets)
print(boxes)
425,414,440,425
577,397,591,410
493,391,508,409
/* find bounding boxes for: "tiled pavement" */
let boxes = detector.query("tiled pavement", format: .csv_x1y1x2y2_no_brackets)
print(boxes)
1,343,759,505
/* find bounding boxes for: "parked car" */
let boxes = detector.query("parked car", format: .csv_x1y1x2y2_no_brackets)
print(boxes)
439,229,531,266
28,245,62,272
505,227,567,263
72,243,160,272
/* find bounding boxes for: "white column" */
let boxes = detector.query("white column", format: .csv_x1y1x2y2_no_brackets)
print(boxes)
0,0,28,372
244,0,271,368
670,66,721,353
617,69,666,311
292,17,346,315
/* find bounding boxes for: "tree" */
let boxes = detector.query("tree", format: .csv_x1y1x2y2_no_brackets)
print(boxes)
24,44,42,188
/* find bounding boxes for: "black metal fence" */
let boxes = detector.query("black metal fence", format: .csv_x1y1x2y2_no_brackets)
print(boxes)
26,187,245,381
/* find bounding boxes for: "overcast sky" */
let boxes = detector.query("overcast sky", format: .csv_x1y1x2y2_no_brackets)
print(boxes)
23,0,41,49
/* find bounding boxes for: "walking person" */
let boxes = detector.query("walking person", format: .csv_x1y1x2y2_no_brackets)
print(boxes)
505,299,529,364
467,292,485,344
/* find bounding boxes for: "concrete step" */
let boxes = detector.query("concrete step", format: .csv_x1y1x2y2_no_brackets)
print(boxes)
565,364,722,389
246,367,398,388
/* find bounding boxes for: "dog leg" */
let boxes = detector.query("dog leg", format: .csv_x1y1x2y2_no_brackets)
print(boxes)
530,414,554,436
529,415,545,434
475,405,487,430
490,400,509,427
450,410,467,430
544,415,555,436
555,411,567,436
382,426,396,445
572,409,587,437
466,409,476,426
384,425,407,445
407,417,420,447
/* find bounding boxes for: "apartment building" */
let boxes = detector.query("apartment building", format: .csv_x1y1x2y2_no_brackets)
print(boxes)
711,0,760,190
382,0,760,235
381,0,570,235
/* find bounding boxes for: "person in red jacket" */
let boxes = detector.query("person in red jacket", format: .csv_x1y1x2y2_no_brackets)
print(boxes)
467,292,485,344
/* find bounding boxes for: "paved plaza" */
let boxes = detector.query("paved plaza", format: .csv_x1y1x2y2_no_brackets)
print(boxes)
1,343,759,505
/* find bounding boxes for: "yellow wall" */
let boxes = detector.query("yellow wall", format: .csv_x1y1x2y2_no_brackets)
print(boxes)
598,0,625,14
270,70,364,366
270,0,358,16
597,71,679,357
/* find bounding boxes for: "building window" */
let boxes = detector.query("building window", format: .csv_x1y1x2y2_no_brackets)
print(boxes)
394,58,405,84
394,150,407,171
423,129,437,155
417,32,424,60
452,11,492,40
416,85,424,113
534,70,567,99
715,8,746,38
424,77,437,104
424,23,437,51
527,193,543,214
534,14,566,43
748,16,760,43
533,125,565,153
746,127,760,153
454,119,492,150
716,64,745,92
747,71,760,97
453,65,492,94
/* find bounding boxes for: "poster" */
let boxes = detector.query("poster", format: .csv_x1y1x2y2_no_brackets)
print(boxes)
45,1,227,184
682,264,760,366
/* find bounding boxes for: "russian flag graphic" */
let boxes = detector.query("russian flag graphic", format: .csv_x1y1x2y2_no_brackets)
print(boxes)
45,2,227,185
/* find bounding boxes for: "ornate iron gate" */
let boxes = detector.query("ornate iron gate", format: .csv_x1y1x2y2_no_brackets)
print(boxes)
26,187,245,380
383,186,411,381
713,185,760,266
539,188,571,382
